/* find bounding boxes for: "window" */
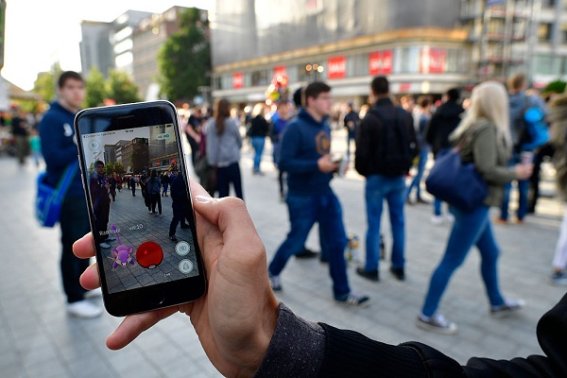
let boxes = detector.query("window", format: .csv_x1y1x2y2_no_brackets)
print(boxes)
250,70,269,86
395,47,419,73
532,54,560,75
538,23,552,43
346,54,367,77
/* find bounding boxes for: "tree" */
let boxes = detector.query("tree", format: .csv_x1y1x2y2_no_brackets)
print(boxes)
106,70,140,104
85,67,107,107
33,63,62,102
158,8,211,102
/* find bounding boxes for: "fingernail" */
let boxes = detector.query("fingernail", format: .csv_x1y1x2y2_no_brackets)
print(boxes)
195,195,212,203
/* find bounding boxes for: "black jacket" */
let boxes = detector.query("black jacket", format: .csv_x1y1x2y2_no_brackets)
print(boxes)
248,115,270,138
355,98,417,177
256,292,567,377
426,100,465,157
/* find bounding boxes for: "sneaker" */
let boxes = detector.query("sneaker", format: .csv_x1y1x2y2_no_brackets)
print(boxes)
416,313,458,335
106,236,117,242
84,288,102,299
295,248,318,259
67,300,103,318
445,213,455,223
551,271,567,286
389,267,405,281
355,267,379,282
169,235,178,242
269,274,282,291
431,215,444,225
491,299,525,318
335,292,370,307
99,242,111,249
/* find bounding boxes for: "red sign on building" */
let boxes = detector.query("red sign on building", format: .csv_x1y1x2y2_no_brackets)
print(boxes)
232,72,244,89
369,50,393,76
420,48,447,74
327,56,346,79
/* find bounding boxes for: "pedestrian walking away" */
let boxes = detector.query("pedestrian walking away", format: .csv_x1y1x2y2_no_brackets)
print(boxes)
418,81,533,334
406,96,432,205
355,76,418,283
426,88,465,224
248,103,270,175
206,98,244,199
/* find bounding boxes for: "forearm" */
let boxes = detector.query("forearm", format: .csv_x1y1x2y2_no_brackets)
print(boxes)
279,158,319,174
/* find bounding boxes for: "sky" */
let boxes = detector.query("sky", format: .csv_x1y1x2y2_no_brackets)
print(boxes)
2,0,213,90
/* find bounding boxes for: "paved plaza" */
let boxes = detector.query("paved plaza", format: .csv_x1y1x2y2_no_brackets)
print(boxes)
0,131,566,377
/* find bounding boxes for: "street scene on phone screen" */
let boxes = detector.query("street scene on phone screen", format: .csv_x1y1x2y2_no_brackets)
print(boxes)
81,124,199,294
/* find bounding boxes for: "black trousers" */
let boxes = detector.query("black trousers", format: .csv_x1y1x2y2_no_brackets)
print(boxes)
169,205,190,237
59,196,90,303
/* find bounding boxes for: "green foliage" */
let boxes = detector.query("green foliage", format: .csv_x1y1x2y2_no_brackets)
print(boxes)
106,70,140,104
104,161,125,175
543,80,567,95
33,63,62,102
158,8,211,102
85,67,107,107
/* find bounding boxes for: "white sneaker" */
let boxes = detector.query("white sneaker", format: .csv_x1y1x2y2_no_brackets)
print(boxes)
85,288,102,299
100,242,111,249
445,214,455,223
431,215,444,225
67,300,103,318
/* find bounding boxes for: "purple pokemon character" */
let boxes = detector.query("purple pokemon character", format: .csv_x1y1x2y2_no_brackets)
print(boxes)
108,224,135,269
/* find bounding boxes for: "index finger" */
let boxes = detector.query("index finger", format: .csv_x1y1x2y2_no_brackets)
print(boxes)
73,233,96,259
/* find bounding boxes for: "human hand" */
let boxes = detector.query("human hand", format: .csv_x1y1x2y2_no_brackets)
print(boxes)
317,155,338,173
73,181,279,377
515,164,533,180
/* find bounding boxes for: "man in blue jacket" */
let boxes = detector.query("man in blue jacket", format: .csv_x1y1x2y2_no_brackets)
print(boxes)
268,81,368,306
39,71,102,318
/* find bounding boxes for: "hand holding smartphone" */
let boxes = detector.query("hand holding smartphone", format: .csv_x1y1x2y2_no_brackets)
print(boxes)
74,101,206,316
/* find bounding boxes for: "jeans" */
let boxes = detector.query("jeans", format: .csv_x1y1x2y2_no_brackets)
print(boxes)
500,155,529,221
407,146,429,201
169,204,190,237
364,175,406,271
268,191,350,298
60,196,90,303
218,162,243,199
150,193,162,214
421,206,506,317
251,137,265,173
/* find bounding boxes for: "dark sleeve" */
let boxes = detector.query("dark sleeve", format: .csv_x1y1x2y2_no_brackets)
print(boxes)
278,125,319,174
39,113,77,170
255,304,325,378
405,111,419,158
461,292,567,378
354,115,372,176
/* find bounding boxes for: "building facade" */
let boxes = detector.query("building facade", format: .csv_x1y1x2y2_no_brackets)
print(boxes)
132,6,199,100
80,21,114,77
211,0,567,103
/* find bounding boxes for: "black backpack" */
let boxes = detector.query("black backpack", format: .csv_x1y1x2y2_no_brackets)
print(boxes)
368,107,415,177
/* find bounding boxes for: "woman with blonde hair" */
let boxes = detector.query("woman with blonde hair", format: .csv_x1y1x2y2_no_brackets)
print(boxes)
417,81,533,334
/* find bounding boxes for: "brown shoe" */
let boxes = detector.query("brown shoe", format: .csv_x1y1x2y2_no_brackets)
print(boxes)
493,217,508,225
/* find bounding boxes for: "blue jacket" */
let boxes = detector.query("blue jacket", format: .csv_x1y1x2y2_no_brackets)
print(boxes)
39,101,83,198
278,108,333,196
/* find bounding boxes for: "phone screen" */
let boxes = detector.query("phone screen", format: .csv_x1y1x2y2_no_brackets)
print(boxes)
79,122,200,295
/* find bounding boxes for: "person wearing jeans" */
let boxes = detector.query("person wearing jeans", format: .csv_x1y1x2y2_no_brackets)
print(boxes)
268,81,368,305
418,81,533,334
406,96,432,204
364,175,406,275
248,104,269,175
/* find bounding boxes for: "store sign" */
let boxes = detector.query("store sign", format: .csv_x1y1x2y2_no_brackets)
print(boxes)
232,72,244,89
369,50,393,75
327,56,346,79
420,47,447,74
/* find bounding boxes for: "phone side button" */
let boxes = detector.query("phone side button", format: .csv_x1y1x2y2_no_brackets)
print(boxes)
157,297,166,306
80,173,85,191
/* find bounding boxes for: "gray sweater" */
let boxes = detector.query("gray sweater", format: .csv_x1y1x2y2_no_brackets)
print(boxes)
206,118,242,167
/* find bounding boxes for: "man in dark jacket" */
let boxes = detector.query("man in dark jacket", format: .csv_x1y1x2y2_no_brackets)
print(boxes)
168,170,191,242
39,71,102,318
89,160,112,249
268,81,368,306
425,87,464,223
355,76,417,282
